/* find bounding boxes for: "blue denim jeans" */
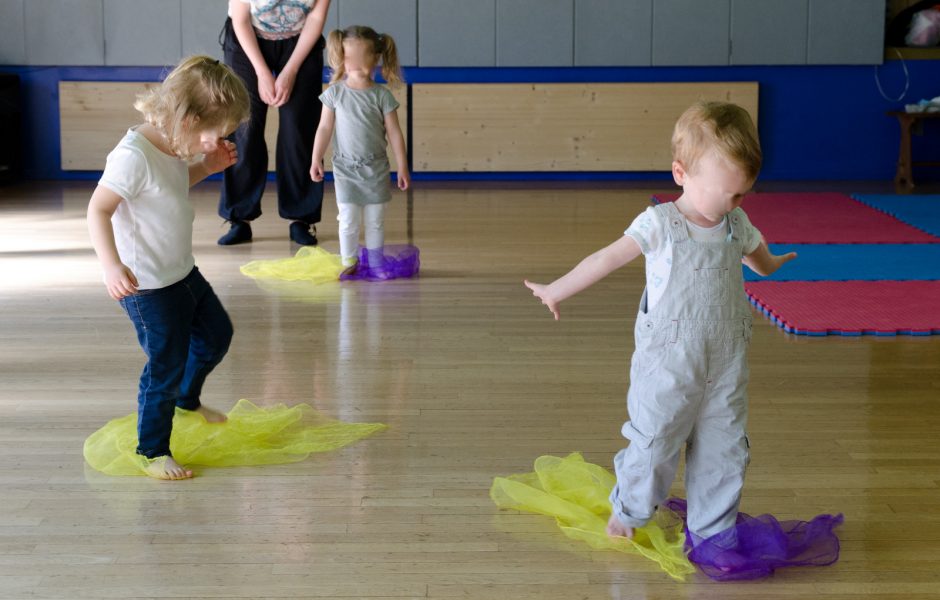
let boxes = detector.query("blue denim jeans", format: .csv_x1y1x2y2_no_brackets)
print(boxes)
119,267,233,458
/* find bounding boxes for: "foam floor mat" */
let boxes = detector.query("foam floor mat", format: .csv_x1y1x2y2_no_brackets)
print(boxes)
745,280,940,336
743,244,940,282
852,194,940,238
652,193,939,244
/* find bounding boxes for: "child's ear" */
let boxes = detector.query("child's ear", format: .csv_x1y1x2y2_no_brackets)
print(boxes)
672,160,686,186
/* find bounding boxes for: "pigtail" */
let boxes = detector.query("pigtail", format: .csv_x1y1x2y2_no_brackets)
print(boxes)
329,26,404,87
326,29,347,84
377,33,404,87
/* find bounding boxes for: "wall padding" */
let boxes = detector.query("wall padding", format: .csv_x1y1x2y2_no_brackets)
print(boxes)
59,81,407,172
411,82,758,171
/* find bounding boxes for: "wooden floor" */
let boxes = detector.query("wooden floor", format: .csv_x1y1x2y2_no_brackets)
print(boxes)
1,180,939,599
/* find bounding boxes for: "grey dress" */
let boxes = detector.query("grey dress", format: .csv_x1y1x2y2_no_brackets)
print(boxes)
319,82,400,205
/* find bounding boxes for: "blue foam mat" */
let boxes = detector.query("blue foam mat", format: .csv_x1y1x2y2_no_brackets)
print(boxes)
852,195,940,238
743,244,940,282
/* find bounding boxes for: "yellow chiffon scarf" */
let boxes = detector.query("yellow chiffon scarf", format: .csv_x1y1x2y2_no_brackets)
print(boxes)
240,246,344,283
84,399,386,476
491,453,695,581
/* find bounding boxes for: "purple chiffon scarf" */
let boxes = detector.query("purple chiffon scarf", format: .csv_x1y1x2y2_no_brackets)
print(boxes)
663,498,844,581
340,245,420,282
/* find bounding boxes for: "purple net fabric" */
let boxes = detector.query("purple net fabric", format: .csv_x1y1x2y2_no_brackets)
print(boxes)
340,245,420,282
663,498,844,581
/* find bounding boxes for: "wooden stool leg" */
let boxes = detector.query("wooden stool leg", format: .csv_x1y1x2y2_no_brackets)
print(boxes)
895,114,915,193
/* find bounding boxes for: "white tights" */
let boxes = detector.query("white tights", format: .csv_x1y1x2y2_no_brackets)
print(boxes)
337,202,386,265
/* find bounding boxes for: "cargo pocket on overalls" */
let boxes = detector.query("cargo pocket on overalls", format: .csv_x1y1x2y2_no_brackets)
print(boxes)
695,267,729,306
621,420,655,471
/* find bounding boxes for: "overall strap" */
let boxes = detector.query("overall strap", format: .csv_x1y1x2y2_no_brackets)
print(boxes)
726,208,746,244
656,201,689,243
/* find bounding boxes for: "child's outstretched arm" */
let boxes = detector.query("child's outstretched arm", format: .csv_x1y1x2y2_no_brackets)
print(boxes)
525,235,642,320
87,186,138,300
385,109,409,190
743,237,797,276
310,105,335,182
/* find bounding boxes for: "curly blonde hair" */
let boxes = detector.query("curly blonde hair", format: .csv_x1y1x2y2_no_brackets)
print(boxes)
671,101,762,181
326,26,404,87
133,55,250,159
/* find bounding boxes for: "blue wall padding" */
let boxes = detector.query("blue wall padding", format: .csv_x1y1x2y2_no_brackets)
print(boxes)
4,61,940,181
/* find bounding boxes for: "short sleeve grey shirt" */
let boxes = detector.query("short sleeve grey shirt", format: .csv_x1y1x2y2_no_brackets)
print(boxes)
319,82,399,161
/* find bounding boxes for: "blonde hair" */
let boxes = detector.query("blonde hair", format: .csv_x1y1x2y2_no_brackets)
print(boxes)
326,26,404,87
134,55,250,159
671,101,762,181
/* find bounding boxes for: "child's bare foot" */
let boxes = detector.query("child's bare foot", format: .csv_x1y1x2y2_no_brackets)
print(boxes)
606,514,634,539
195,405,228,423
143,456,193,480
713,548,748,573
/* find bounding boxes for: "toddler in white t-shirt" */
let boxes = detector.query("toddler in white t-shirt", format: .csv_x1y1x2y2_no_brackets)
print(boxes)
87,56,249,480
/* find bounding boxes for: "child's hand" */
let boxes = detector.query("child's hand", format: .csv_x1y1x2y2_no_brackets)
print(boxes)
742,237,798,277
203,140,238,175
310,161,324,182
397,170,410,191
762,250,797,274
524,279,561,320
104,262,138,300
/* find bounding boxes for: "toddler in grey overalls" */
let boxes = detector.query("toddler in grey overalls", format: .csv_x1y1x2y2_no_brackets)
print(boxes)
525,101,796,547
610,200,753,541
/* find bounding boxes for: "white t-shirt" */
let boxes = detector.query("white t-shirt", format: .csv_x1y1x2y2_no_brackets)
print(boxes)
232,0,316,40
625,205,761,310
99,128,195,290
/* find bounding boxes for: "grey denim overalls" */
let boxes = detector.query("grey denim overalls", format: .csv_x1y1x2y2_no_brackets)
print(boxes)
609,201,753,541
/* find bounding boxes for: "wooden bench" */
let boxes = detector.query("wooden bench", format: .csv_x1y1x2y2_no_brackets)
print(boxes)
888,110,940,192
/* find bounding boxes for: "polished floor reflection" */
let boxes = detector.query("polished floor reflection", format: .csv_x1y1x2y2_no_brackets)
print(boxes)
1,180,939,599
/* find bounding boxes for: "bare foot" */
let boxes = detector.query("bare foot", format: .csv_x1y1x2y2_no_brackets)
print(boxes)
713,549,748,573
195,405,228,423
606,514,634,539
143,456,193,480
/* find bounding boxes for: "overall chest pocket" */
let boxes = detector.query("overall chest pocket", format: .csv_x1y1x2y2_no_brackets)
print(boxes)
694,267,729,306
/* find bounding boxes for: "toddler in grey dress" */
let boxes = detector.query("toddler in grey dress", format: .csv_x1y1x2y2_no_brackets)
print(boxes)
311,26,409,271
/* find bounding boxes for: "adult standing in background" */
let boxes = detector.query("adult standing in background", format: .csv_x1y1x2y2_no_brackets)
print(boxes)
218,0,331,246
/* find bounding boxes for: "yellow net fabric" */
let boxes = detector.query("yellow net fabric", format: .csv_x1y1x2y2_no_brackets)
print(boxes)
490,453,695,581
240,247,344,283
83,399,386,476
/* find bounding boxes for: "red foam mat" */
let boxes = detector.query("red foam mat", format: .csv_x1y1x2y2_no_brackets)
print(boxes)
652,193,939,244
745,281,940,336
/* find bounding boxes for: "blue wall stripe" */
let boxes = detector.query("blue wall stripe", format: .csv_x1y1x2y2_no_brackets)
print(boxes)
2,62,940,181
